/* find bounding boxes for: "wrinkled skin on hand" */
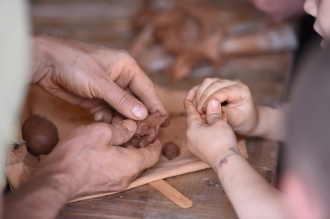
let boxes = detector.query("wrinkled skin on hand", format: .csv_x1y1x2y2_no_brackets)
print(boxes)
35,120,162,199
32,33,169,126
123,110,167,148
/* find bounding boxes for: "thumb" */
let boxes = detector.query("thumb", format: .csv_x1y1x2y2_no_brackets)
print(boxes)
103,81,148,120
110,119,137,145
138,138,162,169
206,99,223,125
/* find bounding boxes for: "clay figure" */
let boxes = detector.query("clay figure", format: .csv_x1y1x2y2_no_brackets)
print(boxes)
124,110,167,148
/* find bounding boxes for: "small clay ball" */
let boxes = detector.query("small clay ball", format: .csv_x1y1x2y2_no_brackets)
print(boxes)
162,142,180,160
22,114,59,155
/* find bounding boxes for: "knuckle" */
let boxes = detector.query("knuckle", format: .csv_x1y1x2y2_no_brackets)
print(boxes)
203,78,217,84
118,91,132,110
209,80,222,88
199,93,208,101
240,83,249,91
234,79,242,84
117,49,130,56
94,123,113,139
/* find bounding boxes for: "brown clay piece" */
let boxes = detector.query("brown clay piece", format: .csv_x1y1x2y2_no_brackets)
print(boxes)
162,142,180,160
22,114,59,155
124,110,167,148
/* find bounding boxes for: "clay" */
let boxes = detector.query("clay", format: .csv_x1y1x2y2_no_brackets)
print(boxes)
124,110,167,148
162,142,180,160
22,114,59,155
130,6,226,81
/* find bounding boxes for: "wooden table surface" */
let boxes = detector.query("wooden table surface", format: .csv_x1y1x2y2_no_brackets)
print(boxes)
29,0,292,218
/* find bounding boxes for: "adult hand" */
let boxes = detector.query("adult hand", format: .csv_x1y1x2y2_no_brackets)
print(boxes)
249,0,305,22
184,98,238,170
35,120,162,199
32,33,169,125
186,78,258,136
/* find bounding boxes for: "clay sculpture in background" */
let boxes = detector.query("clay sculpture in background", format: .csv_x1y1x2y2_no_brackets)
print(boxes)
130,6,297,81
130,6,226,81
123,110,167,148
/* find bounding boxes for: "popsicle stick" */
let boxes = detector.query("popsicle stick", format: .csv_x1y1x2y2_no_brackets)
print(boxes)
149,180,193,208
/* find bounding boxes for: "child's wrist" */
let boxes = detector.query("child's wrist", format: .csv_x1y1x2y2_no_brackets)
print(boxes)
213,146,241,172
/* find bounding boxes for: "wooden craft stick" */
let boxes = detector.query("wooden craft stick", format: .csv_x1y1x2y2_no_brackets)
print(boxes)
149,180,193,208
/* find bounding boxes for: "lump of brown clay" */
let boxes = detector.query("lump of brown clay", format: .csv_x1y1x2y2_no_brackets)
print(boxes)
162,142,180,160
22,114,59,155
124,110,167,148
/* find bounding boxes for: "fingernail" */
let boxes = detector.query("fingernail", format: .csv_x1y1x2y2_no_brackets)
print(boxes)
121,120,136,132
131,105,147,119
210,99,219,109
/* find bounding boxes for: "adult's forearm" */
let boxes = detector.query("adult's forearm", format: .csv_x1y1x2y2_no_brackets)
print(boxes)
4,169,71,219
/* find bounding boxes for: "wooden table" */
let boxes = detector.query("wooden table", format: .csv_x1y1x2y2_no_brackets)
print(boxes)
57,139,279,219
30,0,292,218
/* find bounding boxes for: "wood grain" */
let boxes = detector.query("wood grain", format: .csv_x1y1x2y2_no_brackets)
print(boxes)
149,180,193,208
26,0,290,218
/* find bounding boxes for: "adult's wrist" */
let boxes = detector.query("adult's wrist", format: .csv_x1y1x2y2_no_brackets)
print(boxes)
5,166,73,219
33,164,75,201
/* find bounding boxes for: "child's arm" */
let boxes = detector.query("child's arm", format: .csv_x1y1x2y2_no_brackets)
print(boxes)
184,99,288,219
248,105,288,141
186,78,287,142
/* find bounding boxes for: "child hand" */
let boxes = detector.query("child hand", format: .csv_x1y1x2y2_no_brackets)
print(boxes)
184,98,239,170
186,78,258,136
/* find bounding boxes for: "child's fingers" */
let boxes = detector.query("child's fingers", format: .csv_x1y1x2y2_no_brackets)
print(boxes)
184,99,203,127
203,83,248,110
206,99,223,125
186,85,199,101
195,78,219,104
197,80,239,113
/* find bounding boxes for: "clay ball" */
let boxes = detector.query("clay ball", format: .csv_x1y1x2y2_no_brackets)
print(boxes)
22,114,59,155
162,142,180,160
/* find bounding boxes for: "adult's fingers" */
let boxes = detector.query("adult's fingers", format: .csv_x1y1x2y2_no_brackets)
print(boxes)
46,87,115,123
206,99,224,125
112,112,126,124
138,138,162,169
102,79,149,120
109,120,137,145
115,62,169,126
184,99,203,127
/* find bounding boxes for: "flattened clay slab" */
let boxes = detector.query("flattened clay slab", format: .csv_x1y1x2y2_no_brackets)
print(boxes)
124,110,167,148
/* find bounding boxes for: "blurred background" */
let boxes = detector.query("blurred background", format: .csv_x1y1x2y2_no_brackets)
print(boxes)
29,0,321,103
